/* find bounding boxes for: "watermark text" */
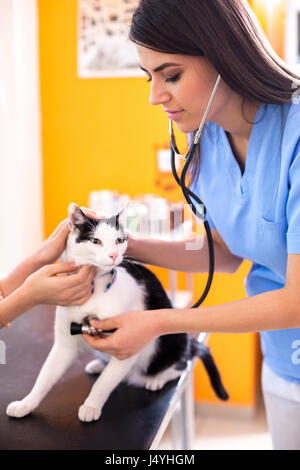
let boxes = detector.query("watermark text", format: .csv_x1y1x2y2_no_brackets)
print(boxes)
0,340,6,365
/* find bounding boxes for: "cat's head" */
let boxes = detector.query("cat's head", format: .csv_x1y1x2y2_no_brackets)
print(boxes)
66,203,128,272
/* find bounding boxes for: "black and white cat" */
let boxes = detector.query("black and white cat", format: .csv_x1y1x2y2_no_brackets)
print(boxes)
7,203,228,422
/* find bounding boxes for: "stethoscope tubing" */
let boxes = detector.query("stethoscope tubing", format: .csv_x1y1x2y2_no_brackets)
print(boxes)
169,75,221,308
170,143,215,308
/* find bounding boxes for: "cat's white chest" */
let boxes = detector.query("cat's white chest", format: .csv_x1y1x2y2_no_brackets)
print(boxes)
71,267,145,321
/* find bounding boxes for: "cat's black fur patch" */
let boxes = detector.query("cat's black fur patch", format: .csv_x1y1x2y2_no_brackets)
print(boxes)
71,217,229,400
74,215,126,244
74,217,100,243
120,260,229,400
120,260,190,376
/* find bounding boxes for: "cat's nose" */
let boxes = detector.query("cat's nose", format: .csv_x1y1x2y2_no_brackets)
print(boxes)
108,253,118,262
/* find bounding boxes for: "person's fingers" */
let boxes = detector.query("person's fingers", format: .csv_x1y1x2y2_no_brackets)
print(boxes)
56,276,94,305
56,218,70,231
67,288,93,305
76,265,96,284
66,264,91,282
62,265,96,289
59,219,71,235
89,318,121,334
43,262,79,277
86,266,97,283
49,219,70,239
82,333,115,353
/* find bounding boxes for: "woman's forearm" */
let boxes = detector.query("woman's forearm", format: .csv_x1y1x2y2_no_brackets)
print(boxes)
0,284,34,329
157,286,300,335
0,254,43,297
127,232,242,274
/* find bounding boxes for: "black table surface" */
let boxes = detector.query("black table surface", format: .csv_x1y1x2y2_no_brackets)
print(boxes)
0,305,181,450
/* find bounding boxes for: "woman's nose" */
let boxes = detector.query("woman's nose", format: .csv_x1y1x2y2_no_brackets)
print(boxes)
149,80,171,106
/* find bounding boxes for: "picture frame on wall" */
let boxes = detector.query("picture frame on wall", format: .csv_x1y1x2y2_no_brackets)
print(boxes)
77,0,144,78
285,0,300,73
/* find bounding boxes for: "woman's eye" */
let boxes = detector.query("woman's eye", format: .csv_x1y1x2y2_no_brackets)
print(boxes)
90,238,102,245
166,73,181,83
145,73,181,83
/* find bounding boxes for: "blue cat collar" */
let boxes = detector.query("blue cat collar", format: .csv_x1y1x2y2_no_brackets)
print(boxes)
104,268,117,292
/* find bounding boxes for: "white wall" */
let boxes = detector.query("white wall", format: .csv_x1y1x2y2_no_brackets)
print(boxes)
0,0,43,273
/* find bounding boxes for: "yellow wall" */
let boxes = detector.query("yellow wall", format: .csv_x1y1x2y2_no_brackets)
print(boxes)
39,0,183,235
250,0,286,60
193,262,261,407
38,0,274,408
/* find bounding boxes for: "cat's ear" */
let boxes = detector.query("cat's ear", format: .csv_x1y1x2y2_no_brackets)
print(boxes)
68,203,87,228
115,206,127,230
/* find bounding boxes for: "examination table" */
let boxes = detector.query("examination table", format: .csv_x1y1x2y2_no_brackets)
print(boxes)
0,305,197,450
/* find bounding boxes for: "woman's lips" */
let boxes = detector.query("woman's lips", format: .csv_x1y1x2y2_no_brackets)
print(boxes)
165,109,184,120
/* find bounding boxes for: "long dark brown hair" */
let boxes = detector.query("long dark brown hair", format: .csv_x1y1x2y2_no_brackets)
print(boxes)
129,0,300,182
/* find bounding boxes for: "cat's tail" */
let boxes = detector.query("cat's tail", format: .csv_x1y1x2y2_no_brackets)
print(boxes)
190,340,229,401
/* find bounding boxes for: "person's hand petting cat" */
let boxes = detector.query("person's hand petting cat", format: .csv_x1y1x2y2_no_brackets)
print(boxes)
33,207,102,267
0,209,98,328
22,263,96,307
33,218,72,266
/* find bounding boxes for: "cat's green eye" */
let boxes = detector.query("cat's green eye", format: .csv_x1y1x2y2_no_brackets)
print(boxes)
90,237,102,246
116,237,127,244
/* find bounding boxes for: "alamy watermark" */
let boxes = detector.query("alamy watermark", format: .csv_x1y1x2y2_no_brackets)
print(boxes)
0,340,6,365
121,202,205,251
291,340,300,365
291,81,300,105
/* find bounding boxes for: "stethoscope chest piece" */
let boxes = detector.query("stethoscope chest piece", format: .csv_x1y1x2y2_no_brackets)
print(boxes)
70,315,117,337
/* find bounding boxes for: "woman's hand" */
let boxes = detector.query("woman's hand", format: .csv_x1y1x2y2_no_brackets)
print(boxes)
34,219,71,266
82,310,166,360
22,262,96,307
124,231,137,259
33,208,102,267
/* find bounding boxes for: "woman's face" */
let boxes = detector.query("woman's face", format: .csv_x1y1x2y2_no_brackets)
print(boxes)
137,45,232,134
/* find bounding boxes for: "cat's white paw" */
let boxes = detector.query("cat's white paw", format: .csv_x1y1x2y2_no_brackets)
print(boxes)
78,404,102,422
144,378,166,391
6,398,37,418
85,359,105,375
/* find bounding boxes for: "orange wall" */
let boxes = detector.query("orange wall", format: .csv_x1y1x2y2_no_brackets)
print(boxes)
39,0,184,235
38,0,273,408
250,0,286,59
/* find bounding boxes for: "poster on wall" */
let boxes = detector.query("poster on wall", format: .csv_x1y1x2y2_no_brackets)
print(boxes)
78,0,143,78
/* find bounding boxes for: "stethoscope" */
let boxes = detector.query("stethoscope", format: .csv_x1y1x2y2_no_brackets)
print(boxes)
170,74,221,308
70,74,222,337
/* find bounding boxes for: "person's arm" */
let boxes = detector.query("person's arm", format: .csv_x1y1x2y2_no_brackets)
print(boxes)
0,216,97,330
0,219,70,297
82,254,300,360
126,229,243,274
0,281,35,327
0,263,96,329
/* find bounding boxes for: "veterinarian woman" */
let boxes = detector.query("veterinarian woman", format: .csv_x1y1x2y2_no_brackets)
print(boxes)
83,0,300,450
0,218,96,329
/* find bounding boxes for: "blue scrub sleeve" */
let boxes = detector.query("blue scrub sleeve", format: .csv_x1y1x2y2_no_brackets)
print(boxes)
286,144,300,253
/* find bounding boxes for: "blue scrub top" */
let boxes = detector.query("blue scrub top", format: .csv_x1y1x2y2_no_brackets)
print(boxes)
191,101,300,383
